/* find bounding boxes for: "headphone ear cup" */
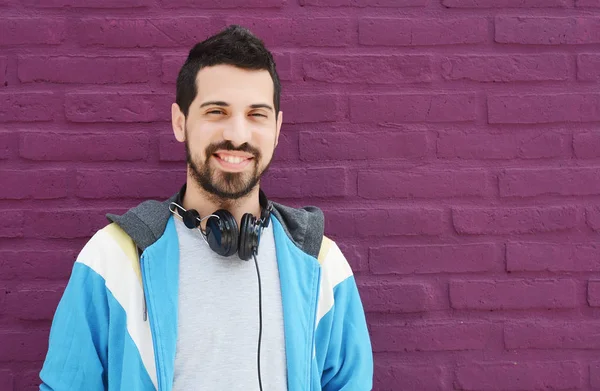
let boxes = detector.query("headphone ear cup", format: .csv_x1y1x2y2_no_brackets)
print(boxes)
238,213,258,261
205,210,239,257
182,209,200,229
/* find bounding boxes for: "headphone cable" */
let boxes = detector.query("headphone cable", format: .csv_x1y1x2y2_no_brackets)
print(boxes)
252,253,264,391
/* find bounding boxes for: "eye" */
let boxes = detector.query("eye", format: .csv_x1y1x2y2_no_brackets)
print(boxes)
207,109,225,115
250,112,267,118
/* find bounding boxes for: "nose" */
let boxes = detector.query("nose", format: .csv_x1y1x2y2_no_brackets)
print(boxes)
222,113,251,147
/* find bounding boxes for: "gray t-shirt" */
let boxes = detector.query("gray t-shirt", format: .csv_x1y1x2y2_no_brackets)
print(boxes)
172,217,288,390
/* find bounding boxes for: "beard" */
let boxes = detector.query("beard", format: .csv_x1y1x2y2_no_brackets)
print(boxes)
185,132,272,203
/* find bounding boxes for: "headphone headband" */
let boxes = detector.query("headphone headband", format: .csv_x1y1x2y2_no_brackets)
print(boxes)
174,183,272,226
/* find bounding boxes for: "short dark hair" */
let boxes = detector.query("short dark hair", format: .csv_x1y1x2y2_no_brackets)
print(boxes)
175,25,281,118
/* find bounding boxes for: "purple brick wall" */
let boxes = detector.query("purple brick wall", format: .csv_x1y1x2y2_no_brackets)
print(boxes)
0,0,599,390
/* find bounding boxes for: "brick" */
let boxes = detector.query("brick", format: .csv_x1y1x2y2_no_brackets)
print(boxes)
577,54,600,81
289,24,349,49
350,94,477,123
496,16,600,45
20,132,149,161
76,170,183,199
452,206,579,235
370,322,492,352
159,133,185,162
6,286,64,320
78,17,220,48
500,168,600,197
261,168,349,198
23,0,149,6
23,209,112,239
577,0,600,6
300,131,428,161
0,132,11,159
161,0,282,6
160,54,185,84
589,280,600,306
359,281,437,313
506,321,600,349
444,0,569,6
303,54,432,84
489,94,600,123
337,243,368,272
65,93,171,122
358,169,489,199
592,362,600,388
0,169,68,199
370,243,500,275
225,17,354,47
359,18,488,46
273,52,293,82
0,210,23,238
19,56,149,84
0,92,60,122
327,208,444,237
450,279,577,310
374,363,445,391
0,57,6,85
0,331,48,361
282,94,343,123
294,19,357,46
301,0,427,6
438,131,569,159
441,54,569,82
0,18,66,45
586,206,600,231
508,242,600,272
270,131,299,163
0,370,13,391
0,250,76,280
16,370,44,391
574,132,600,158
456,361,581,390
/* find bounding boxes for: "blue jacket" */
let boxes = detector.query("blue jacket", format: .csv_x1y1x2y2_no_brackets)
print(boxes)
39,191,373,390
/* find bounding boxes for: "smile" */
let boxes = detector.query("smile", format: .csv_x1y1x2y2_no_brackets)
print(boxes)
212,153,253,172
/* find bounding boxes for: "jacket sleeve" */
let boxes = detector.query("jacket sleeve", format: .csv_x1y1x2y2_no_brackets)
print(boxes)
39,259,109,391
316,240,374,391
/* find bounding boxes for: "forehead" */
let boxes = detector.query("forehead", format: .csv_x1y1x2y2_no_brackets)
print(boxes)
195,64,274,105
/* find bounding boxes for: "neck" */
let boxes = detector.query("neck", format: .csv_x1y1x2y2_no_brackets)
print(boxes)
181,178,262,231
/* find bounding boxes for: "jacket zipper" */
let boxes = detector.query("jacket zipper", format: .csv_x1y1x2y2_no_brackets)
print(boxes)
136,246,148,322
141,253,163,391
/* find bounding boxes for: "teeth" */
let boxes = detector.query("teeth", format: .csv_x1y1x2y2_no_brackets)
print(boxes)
220,155,244,164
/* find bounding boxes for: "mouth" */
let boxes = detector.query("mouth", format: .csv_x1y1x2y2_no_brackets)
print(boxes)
212,152,253,172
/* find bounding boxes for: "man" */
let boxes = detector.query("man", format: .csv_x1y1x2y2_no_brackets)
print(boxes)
39,25,373,391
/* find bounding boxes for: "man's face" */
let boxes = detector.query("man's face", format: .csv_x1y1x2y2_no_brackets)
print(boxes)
175,64,282,201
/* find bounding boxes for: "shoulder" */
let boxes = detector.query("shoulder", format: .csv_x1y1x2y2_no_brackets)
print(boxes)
317,235,353,287
270,201,324,259
76,223,142,285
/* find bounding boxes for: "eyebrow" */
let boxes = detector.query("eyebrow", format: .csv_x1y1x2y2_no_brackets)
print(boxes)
200,101,273,111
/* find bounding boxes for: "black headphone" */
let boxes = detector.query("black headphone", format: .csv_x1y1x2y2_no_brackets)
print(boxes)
169,185,273,261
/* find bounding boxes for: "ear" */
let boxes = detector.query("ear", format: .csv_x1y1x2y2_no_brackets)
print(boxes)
172,103,186,142
274,110,283,147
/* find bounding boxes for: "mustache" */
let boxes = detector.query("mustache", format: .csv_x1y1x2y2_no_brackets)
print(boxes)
205,141,261,159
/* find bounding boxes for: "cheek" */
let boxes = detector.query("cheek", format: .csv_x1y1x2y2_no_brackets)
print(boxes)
256,133,276,157
188,125,218,156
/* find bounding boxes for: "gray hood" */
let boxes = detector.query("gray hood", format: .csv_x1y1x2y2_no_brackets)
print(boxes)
106,190,325,259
